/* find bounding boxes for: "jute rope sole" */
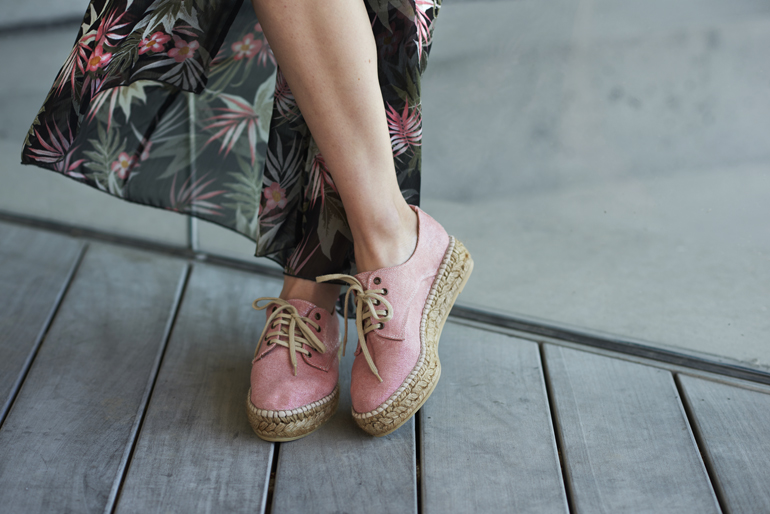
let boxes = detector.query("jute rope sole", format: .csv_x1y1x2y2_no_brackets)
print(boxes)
246,384,340,442
353,237,474,437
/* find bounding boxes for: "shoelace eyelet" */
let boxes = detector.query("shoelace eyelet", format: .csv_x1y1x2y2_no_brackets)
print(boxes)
314,312,321,320
382,288,388,295
373,277,381,285
377,322,384,329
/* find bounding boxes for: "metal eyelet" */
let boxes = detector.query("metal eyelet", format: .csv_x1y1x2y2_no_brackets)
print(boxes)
382,288,388,295
377,322,384,329
372,299,380,305
306,352,312,359
373,277,381,285
314,312,321,320
316,326,322,333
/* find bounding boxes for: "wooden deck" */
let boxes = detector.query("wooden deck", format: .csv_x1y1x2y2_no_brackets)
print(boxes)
1,219,770,513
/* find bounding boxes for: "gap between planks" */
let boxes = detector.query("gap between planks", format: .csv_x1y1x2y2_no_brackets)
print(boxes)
3,211,767,390
0,242,87,427
538,342,577,514
106,264,192,514
674,373,730,514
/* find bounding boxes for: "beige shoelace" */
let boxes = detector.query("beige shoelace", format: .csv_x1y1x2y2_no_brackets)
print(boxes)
252,298,327,375
316,274,394,382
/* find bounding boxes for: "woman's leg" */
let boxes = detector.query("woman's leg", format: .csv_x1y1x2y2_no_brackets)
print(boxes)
251,0,418,284
246,0,468,442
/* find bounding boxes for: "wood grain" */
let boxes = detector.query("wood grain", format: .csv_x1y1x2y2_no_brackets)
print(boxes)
0,222,83,420
421,322,569,514
271,318,418,514
0,243,186,513
115,264,281,513
543,344,720,514
679,374,770,513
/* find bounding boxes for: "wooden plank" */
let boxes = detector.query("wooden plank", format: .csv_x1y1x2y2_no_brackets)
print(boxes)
115,264,280,513
271,320,417,513
543,344,720,513
679,375,770,513
421,322,569,514
0,243,186,513
0,222,83,420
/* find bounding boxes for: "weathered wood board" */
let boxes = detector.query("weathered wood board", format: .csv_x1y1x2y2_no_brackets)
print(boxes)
0,222,83,420
271,319,418,514
679,374,770,513
543,344,720,514
0,244,185,513
421,322,568,513
115,263,281,513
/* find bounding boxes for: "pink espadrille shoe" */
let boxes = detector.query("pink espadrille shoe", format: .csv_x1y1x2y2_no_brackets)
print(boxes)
246,298,341,442
318,207,473,436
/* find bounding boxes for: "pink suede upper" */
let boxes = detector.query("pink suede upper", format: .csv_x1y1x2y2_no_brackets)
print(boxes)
350,207,450,413
250,299,341,411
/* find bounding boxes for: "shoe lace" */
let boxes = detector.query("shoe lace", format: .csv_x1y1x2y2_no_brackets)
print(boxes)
316,274,393,382
252,297,327,376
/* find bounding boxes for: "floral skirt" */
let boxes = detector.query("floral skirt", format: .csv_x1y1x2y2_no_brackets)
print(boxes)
21,0,440,279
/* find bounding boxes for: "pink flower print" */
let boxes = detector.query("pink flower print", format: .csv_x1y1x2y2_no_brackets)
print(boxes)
414,0,436,61
168,36,199,63
231,33,260,60
86,45,111,72
27,122,85,175
254,23,263,33
138,32,171,55
263,182,287,211
386,99,422,157
111,152,135,180
254,35,275,67
307,151,337,208
211,47,227,66
140,140,153,161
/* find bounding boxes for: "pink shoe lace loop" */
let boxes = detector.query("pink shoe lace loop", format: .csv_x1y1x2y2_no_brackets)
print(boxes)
252,298,327,376
316,274,394,382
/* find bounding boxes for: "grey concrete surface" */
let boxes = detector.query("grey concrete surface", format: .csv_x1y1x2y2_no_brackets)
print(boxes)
1,0,768,368
420,0,770,368
196,219,282,271
0,0,85,30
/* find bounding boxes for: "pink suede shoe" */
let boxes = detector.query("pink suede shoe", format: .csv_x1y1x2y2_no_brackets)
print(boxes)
318,207,473,436
246,298,341,442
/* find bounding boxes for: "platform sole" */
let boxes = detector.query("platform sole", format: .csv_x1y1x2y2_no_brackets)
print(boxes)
352,237,474,437
247,384,340,442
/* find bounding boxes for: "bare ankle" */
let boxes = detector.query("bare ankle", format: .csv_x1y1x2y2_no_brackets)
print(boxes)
354,205,418,273
280,277,340,313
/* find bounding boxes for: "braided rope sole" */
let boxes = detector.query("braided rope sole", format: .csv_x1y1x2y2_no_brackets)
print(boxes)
246,384,340,442
353,237,474,436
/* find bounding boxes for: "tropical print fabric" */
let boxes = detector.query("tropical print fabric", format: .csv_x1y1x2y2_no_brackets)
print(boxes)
21,0,441,279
